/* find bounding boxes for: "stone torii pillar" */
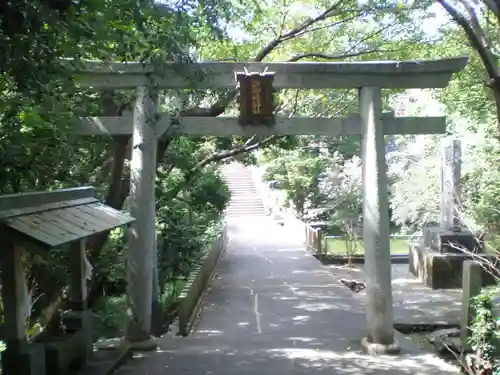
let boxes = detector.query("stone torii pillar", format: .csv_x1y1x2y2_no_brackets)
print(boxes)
71,89,169,350
125,86,159,349
359,87,399,354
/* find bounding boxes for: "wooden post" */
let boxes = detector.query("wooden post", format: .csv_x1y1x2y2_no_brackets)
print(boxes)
359,87,399,354
1,242,27,346
460,261,483,348
315,229,322,254
0,230,34,375
69,239,87,311
460,261,496,348
126,85,158,349
66,238,93,359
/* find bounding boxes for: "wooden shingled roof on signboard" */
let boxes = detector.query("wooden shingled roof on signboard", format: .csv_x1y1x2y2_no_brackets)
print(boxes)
0,187,134,248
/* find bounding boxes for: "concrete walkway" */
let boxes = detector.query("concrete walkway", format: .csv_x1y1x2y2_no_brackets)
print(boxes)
116,217,459,375
326,263,463,327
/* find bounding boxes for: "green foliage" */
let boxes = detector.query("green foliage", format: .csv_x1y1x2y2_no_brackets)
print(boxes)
323,156,363,227
0,0,236,339
468,287,500,374
262,147,327,217
155,166,229,300
92,296,129,339
188,167,231,213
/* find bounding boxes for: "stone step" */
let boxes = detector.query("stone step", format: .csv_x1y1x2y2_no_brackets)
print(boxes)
226,212,266,216
226,201,265,207
221,169,253,176
226,208,265,212
221,173,253,177
226,206,265,212
228,194,262,199
227,202,265,208
220,163,266,218
226,181,255,188
228,195,261,199
224,180,255,185
226,203,265,208
227,197,263,202
226,209,265,212
222,174,252,178
226,210,265,213
226,207,266,212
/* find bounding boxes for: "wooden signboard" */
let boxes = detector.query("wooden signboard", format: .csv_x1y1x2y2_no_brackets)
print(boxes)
236,72,276,126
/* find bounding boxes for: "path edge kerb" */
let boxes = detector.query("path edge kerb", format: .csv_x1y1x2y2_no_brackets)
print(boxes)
171,223,229,337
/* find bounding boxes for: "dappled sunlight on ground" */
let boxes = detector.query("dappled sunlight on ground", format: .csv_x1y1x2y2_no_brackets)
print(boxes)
115,219,459,375
119,334,458,375
327,263,462,326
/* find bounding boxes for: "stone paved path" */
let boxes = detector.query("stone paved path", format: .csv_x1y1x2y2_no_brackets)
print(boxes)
324,263,462,327
116,217,459,375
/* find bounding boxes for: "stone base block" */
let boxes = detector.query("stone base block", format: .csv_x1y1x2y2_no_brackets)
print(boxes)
423,226,484,254
62,310,93,360
1,342,46,375
63,310,91,331
43,330,90,375
409,243,493,289
361,337,400,355
127,337,158,352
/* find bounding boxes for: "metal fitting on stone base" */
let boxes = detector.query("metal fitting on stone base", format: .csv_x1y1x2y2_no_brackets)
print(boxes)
361,337,401,355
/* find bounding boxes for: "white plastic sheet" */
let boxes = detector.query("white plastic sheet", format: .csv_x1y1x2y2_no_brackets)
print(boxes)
21,279,33,320
83,255,93,298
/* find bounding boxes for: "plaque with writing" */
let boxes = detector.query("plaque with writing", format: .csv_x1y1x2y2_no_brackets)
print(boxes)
236,72,276,126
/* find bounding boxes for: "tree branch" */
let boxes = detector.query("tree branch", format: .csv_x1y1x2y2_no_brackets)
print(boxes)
165,135,279,201
256,0,347,61
280,14,361,42
288,49,398,62
480,0,500,26
438,0,499,81
180,1,360,119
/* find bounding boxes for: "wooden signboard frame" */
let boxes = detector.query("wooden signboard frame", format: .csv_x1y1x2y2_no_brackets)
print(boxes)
236,72,276,126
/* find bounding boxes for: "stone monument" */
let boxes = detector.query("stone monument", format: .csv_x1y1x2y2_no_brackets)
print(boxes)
409,138,485,289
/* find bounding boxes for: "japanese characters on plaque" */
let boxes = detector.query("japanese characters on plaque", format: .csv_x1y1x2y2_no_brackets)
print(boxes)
236,71,276,126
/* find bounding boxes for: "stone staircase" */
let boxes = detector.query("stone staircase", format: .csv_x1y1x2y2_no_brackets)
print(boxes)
220,163,267,217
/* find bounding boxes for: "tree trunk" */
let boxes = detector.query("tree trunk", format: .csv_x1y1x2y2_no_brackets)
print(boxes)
492,83,500,138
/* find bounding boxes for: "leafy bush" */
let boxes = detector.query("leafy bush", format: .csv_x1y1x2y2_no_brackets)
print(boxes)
467,287,500,375
92,296,129,340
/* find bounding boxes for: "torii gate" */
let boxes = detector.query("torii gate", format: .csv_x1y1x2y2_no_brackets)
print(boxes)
72,57,467,353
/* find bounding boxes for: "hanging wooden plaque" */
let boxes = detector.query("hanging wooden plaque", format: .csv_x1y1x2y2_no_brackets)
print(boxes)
236,72,276,126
